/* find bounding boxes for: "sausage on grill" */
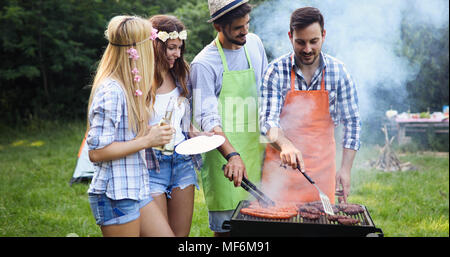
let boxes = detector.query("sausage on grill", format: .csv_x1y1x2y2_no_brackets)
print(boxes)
240,207,297,219
240,201,298,219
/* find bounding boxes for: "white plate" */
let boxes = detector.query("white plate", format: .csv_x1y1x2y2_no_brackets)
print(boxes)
175,135,225,155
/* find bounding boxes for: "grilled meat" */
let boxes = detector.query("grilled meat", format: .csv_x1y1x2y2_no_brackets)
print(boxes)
298,205,322,215
326,214,348,222
299,211,320,220
338,203,364,215
337,217,360,225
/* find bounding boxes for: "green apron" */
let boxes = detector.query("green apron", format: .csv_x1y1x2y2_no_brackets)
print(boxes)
201,37,264,211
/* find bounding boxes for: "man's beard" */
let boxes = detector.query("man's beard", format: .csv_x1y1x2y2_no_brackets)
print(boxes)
223,30,246,46
297,52,319,66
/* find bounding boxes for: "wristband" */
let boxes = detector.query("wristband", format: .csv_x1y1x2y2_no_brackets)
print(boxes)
225,152,240,161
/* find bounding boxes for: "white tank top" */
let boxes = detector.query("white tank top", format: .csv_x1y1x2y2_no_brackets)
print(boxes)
149,87,186,146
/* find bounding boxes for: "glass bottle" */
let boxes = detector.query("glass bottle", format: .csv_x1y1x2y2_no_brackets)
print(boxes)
154,96,176,155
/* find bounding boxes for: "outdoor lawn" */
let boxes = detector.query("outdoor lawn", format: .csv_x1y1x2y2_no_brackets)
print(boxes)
0,120,448,237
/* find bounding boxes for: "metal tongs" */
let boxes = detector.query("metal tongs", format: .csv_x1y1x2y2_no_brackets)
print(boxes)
296,164,335,215
222,165,275,207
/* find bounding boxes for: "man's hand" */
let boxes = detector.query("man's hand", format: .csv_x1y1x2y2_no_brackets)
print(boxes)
335,167,351,203
188,124,214,138
223,155,247,187
335,148,357,203
211,125,247,187
279,140,305,170
267,127,305,171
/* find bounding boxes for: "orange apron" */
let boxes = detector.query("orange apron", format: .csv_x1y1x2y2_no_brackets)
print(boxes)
262,56,336,204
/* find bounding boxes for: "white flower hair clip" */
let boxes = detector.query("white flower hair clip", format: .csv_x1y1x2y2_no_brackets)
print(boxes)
157,30,187,42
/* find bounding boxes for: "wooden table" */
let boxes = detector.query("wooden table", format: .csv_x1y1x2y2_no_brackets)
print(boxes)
395,118,449,144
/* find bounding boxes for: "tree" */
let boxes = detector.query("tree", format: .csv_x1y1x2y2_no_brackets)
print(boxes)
174,0,216,62
0,0,161,123
401,22,449,112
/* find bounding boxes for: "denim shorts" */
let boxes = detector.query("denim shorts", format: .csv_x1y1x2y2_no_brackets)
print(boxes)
208,210,234,232
88,193,153,226
148,150,199,199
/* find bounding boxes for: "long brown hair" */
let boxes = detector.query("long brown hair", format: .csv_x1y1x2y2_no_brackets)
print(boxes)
88,15,155,137
149,15,189,102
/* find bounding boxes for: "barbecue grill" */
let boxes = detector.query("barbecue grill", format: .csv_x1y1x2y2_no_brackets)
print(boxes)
222,200,384,237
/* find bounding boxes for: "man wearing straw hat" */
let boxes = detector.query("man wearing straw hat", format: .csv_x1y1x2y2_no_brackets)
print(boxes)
190,0,268,236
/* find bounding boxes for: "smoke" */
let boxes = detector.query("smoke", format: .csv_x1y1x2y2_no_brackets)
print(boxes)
249,0,448,198
251,0,449,119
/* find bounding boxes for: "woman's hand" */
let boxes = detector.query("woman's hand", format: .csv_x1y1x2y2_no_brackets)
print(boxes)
141,124,174,148
88,125,174,163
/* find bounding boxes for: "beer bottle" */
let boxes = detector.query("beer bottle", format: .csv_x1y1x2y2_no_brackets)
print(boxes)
154,96,176,155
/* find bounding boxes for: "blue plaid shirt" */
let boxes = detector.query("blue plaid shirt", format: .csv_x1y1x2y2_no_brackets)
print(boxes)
87,78,203,200
259,52,361,150
87,78,151,200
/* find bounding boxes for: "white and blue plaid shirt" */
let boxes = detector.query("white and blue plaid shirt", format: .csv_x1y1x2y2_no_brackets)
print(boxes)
259,52,361,150
87,78,151,200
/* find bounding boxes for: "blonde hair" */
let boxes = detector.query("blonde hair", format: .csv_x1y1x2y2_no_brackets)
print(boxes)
87,15,155,137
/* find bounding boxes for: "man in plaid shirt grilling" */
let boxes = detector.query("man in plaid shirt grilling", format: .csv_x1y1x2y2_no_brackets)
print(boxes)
259,7,361,204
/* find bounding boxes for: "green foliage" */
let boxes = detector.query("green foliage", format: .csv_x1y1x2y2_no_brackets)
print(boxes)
362,19,449,150
401,22,449,113
406,130,449,152
0,0,169,124
174,0,216,62
0,0,448,146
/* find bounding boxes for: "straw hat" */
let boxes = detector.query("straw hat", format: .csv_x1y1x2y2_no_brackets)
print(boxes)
207,0,249,23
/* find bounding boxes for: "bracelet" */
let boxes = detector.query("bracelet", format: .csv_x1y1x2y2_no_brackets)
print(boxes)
225,152,240,161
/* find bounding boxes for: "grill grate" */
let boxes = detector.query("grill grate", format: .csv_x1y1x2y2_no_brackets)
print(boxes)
235,200,373,226
224,200,383,237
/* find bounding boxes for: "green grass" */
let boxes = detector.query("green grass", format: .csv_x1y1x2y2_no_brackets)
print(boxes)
0,120,448,237
348,148,449,236
0,121,97,236
0,120,211,237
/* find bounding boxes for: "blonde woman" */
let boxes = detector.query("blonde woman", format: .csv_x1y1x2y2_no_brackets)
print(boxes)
86,15,175,237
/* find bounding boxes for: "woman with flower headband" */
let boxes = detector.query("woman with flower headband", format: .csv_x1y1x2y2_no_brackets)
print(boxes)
86,15,175,237
146,14,210,237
